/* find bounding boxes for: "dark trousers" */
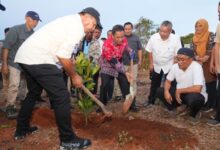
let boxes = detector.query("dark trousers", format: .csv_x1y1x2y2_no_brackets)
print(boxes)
205,81,217,109
107,77,114,100
17,64,75,142
216,74,220,121
148,70,167,104
157,87,205,117
92,70,100,94
100,73,129,105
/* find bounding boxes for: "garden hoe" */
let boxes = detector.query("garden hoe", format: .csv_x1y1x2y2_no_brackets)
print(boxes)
81,85,113,118
122,57,135,114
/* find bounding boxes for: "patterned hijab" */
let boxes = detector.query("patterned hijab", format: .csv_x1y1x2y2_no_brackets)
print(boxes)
192,19,210,57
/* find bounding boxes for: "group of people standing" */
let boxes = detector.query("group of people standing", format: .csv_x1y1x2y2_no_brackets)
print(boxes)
144,3,220,127
0,2,220,149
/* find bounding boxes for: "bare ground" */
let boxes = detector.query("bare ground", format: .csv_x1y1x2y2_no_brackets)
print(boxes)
0,69,220,150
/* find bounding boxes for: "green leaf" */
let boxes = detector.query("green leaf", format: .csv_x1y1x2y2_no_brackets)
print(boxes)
78,100,85,110
91,65,100,76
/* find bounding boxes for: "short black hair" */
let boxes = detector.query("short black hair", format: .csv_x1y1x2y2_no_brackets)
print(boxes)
219,1,220,5
112,25,124,35
101,37,106,41
95,25,102,31
4,27,10,34
124,22,133,28
107,30,112,33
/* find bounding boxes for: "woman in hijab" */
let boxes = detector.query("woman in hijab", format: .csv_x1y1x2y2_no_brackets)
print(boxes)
192,18,217,112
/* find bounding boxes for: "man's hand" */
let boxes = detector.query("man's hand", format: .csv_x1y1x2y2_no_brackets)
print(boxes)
1,64,9,75
164,91,172,104
71,74,83,88
175,89,182,104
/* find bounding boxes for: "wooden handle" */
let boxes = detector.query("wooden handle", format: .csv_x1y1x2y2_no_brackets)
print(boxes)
81,85,112,116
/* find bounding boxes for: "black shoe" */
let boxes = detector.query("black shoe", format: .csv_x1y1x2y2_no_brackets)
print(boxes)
60,136,91,150
114,96,122,102
14,126,38,140
6,105,18,119
130,106,140,112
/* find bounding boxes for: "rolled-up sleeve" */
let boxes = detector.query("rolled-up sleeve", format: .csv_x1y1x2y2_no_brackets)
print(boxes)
3,28,18,50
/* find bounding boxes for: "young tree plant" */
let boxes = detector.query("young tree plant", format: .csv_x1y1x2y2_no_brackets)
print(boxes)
74,52,100,126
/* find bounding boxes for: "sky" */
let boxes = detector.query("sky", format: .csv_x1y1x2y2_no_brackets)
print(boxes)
0,0,219,39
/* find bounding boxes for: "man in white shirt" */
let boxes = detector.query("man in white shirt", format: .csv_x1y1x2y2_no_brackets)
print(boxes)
157,48,207,124
14,7,102,150
145,20,182,106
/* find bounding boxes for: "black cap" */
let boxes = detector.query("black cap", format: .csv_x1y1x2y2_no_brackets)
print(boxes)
26,11,41,22
80,7,102,29
177,48,195,58
0,3,6,11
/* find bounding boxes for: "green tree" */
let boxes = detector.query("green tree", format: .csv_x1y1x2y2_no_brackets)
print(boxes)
134,17,157,48
181,33,194,45
134,17,157,69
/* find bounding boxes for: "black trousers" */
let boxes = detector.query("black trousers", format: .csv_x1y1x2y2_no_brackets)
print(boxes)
205,81,217,109
107,77,114,100
216,74,220,121
92,70,100,94
148,70,167,104
17,64,75,142
157,87,205,117
100,73,129,105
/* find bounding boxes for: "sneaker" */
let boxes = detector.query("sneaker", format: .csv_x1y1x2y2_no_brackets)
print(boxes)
207,119,220,127
14,126,38,140
60,136,91,150
6,105,18,119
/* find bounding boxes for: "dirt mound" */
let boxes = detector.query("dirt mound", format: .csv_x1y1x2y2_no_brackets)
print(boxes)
29,108,198,149
31,108,106,128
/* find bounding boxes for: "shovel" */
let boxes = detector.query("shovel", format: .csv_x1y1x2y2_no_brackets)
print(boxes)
122,57,135,114
81,85,112,117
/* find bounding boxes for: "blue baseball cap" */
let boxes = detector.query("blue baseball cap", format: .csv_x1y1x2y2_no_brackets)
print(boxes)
177,48,195,58
26,11,41,22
